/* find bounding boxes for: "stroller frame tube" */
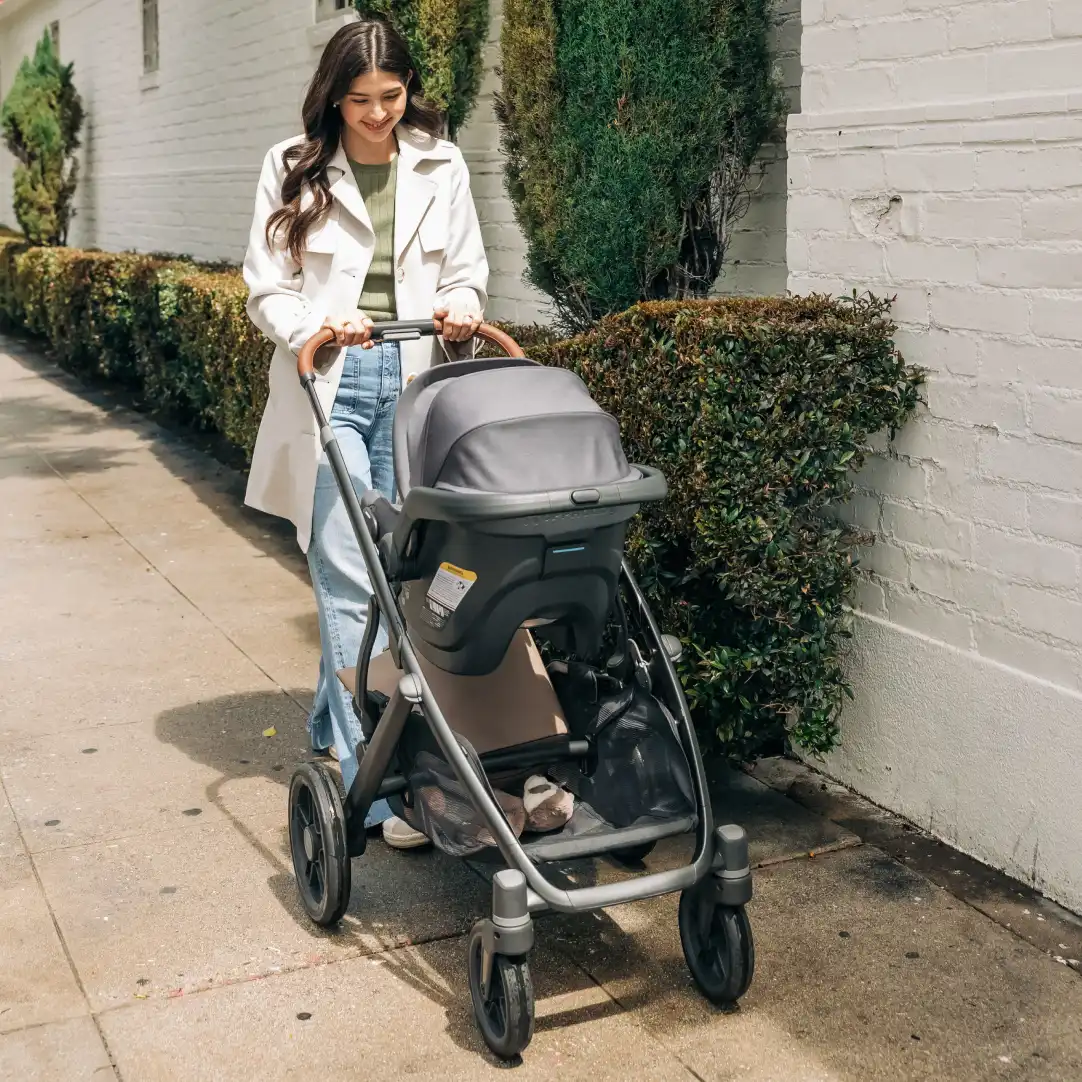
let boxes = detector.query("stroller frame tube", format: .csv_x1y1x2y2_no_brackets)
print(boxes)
299,324,721,916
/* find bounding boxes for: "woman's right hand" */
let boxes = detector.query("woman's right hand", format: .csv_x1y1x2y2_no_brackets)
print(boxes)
322,310,375,348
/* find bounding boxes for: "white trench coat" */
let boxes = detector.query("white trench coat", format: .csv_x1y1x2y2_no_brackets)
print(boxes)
241,124,489,552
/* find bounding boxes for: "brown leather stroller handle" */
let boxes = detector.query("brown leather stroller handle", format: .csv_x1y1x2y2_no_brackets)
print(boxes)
297,320,525,383
454,321,527,359
297,326,338,382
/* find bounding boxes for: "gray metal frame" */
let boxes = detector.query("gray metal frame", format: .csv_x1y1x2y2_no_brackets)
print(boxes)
300,327,744,919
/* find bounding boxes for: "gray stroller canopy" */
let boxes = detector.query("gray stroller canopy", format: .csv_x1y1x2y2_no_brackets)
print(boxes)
400,365,635,494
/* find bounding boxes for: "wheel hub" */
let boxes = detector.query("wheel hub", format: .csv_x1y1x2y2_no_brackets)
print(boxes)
303,825,318,862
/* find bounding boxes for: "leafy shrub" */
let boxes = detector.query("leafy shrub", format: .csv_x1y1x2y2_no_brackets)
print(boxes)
0,245,921,758
11,245,67,338
499,295,923,757
173,268,271,459
0,31,85,246
356,0,489,138
497,0,787,330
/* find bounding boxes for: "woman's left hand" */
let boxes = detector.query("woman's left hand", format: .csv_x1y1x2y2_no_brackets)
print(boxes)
434,306,482,343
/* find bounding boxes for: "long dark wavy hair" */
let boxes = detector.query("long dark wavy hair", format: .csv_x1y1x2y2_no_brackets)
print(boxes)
266,20,444,262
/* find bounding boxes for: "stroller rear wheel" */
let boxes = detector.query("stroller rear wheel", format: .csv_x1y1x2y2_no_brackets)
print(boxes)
678,882,755,1006
289,762,352,927
467,922,534,1060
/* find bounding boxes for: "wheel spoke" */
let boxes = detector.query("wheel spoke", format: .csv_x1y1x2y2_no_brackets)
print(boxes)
294,787,313,830
486,972,507,1032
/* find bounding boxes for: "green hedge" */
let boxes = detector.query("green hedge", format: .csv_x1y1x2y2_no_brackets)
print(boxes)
508,298,922,756
0,237,922,758
0,237,271,456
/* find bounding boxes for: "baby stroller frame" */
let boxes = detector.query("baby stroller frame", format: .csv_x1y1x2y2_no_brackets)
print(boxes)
288,321,755,1059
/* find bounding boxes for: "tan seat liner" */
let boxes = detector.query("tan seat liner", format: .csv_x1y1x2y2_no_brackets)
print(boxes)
337,629,568,755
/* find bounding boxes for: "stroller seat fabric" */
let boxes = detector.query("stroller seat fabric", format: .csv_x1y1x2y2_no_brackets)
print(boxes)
392,361,658,677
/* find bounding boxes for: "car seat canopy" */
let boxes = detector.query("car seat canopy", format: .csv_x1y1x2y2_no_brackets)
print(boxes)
401,366,634,494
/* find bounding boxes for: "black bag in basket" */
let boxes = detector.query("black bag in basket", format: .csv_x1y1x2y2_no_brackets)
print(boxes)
549,663,696,829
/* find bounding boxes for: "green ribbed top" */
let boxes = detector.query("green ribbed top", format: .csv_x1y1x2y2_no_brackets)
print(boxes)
349,156,398,323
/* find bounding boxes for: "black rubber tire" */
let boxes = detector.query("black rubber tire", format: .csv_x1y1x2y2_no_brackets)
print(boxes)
467,923,535,1060
288,762,352,927
678,885,755,1006
611,841,657,865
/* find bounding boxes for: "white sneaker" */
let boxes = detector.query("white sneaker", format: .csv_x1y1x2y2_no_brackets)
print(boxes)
382,815,430,850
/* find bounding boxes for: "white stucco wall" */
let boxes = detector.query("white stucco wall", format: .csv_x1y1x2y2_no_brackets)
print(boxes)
788,0,1082,913
0,0,796,324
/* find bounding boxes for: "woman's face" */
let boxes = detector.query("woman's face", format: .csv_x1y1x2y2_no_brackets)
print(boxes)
338,69,409,145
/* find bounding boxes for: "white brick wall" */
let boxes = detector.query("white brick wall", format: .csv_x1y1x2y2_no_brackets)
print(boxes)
453,0,549,324
1,0,323,256
1,0,799,324
790,0,1082,913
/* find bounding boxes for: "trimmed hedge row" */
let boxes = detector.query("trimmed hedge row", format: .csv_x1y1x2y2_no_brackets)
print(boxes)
0,236,922,758
0,237,271,459
507,298,922,756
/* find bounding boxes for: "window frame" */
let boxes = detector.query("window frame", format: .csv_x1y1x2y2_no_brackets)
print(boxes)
142,0,160,75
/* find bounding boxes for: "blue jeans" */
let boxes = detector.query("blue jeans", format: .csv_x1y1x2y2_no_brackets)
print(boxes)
307,341,400,827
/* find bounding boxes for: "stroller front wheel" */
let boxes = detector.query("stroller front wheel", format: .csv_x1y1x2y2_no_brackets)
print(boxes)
467,923,535,1060
678,884,755,1006
288,762,352,927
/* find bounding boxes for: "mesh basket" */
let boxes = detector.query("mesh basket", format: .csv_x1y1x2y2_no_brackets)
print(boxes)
549,668,696,829
399,738,525,858
392,670,694,856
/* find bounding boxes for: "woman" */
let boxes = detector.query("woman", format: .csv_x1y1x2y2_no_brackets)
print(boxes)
242,20,488,849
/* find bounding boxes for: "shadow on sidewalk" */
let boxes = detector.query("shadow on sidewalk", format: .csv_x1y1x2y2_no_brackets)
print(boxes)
153,686,673,1059
0,337,308,585
4,339,659,1051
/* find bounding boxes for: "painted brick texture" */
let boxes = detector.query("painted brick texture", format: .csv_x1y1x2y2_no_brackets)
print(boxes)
790,1,1082,692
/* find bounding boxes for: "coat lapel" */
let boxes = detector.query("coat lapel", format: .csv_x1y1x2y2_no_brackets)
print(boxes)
394,134,435,264
394,127,454,264
325,127,455,262
327,141,373,236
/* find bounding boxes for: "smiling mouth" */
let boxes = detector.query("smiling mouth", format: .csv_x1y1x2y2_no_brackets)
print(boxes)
363,119,392,133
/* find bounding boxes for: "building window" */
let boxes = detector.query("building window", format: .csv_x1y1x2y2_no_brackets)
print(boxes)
316,0,351,20
49,21,60,56
142,0,160,74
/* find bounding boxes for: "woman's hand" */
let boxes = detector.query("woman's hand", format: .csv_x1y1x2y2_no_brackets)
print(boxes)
322,310,375,348
434,305,482,344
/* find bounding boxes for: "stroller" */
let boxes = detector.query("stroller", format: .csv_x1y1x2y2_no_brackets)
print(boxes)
288,320,755,1059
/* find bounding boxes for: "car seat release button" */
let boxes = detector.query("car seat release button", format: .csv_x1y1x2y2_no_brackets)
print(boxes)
571,488,601,505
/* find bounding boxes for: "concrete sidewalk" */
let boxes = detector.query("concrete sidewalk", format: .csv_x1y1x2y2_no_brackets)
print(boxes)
2,334,1081,1081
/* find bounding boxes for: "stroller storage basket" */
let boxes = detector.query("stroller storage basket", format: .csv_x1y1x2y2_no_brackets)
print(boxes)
388,683,698,861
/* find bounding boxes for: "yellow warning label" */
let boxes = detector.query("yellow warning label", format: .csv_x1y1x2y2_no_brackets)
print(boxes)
427,562,478,613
